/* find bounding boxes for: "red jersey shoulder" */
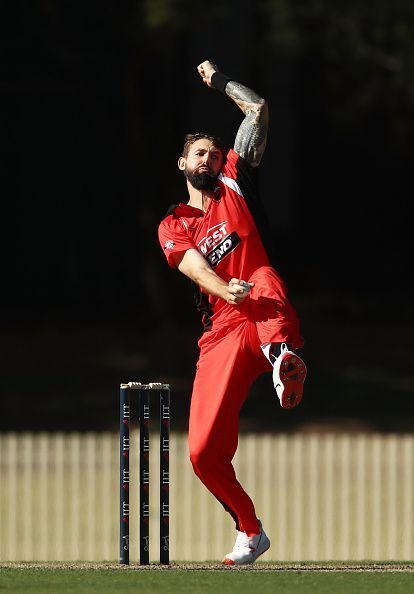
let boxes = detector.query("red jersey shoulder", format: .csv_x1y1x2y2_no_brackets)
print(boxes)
222,148,239,178
217,149,256,198
158,208,199,268
222,149,253,178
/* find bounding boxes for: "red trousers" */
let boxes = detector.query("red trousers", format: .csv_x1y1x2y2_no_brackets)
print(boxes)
188,267,303,536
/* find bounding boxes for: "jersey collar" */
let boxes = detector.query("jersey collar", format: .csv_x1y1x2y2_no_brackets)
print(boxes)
171,203,205,218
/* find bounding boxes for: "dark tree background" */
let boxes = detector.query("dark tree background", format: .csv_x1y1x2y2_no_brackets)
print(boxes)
1,1,413,433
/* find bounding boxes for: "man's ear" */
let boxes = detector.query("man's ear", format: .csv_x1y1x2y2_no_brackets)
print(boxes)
178,156,186,171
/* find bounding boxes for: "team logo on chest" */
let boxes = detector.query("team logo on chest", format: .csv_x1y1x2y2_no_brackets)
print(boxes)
197,222,241,268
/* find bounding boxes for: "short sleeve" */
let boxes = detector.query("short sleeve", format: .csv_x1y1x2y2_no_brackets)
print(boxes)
158,215,197,268
221,149,258,200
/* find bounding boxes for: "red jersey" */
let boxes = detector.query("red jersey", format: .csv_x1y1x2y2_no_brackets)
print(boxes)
158,149,282,331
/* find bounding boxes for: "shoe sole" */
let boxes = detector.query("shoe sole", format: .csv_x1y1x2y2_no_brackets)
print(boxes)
277,353,307,409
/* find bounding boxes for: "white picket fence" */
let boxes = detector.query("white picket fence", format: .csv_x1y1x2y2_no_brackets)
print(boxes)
0,432,413,561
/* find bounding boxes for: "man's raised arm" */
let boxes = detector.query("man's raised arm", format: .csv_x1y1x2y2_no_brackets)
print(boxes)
197,60,269,167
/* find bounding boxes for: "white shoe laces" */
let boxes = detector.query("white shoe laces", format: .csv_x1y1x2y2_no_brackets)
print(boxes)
262,342,290,366
233,531,256,552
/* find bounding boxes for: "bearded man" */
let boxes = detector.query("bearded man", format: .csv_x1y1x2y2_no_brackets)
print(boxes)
158,60,307,565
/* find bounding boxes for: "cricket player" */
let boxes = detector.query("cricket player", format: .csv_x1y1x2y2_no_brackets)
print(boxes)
158,60,307,564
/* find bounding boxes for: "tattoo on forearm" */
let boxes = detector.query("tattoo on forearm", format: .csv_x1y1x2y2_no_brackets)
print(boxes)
225,81,269,166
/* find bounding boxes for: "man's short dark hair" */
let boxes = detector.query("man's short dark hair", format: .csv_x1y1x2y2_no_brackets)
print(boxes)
182,133,227,158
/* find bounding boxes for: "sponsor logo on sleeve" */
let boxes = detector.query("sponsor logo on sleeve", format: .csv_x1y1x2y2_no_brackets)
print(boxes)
164,240,175,250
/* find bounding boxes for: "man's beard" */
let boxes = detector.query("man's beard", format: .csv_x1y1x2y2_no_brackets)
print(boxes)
185,168,218,191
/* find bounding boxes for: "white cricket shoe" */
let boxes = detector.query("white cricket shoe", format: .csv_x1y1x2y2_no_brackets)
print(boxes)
273,343,307,409
223,522,270,565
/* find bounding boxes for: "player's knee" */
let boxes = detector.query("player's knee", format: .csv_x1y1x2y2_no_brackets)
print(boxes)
189,442,213,473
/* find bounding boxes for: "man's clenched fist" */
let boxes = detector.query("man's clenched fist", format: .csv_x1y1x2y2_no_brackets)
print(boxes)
197,61,218,87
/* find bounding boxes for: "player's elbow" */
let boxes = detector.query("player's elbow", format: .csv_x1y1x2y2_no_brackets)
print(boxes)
256,98,268,120
190,265,211,287
177,258,208,285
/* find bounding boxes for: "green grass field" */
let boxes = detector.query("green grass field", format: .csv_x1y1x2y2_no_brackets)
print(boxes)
1,563,413,594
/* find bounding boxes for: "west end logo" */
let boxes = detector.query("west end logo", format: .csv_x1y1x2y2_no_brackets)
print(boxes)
198,222,228,255
206,231,240,268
